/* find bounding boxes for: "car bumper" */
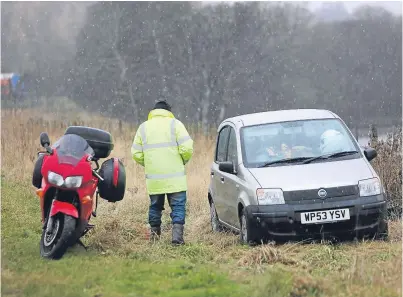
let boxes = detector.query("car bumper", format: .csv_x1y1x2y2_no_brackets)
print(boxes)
245,194,387,238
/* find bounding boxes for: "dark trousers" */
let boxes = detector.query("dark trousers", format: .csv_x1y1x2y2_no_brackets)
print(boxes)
149,191,186,227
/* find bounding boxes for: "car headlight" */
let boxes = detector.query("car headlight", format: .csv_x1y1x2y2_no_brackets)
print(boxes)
358,178,381,197
256,188,285,205
48,171,64,187
64,176,83,188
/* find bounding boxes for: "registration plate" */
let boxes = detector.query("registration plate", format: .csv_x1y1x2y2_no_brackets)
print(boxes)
300,208,350,224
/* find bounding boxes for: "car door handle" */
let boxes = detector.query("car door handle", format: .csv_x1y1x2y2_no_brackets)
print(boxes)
220,177,225,182
211,171,214,176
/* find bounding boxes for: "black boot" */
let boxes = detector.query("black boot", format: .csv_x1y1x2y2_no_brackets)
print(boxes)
172,224,184,245
150,226,161,242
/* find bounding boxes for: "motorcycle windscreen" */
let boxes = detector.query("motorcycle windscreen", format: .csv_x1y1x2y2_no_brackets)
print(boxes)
52,134,95,166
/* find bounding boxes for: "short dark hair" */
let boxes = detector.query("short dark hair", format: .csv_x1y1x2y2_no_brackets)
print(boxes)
153,100,171,111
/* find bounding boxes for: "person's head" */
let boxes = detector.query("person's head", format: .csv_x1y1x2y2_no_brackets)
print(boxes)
153,100,171,112
320,129,345,154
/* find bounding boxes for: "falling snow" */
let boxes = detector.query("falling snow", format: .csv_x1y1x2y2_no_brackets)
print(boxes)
1,1,401,140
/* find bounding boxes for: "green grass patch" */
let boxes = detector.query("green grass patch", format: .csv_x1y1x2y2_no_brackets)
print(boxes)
1,181,250,297
1,179,401,297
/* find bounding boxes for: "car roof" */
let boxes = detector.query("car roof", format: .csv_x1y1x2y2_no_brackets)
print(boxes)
222,109,338,128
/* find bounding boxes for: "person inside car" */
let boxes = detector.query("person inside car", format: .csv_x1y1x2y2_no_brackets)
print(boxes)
320,129,353,154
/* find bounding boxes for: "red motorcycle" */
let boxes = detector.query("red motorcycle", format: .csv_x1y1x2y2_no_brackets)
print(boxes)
32,126,126,260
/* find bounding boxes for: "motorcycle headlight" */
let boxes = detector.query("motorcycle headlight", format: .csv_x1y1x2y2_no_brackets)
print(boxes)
64,176,83,188
358,178,381,197
48,171,64,187
256,188,285,205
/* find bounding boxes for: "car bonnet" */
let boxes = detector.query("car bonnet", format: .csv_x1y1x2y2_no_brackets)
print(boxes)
247,158,374,191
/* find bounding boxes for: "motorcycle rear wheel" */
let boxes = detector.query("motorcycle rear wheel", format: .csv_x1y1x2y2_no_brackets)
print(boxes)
40,214,76,260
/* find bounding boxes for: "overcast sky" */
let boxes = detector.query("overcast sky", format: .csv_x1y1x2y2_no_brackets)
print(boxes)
202,1,402,15
308,1,402,14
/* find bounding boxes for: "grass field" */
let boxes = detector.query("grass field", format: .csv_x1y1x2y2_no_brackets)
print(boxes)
1,108,402,297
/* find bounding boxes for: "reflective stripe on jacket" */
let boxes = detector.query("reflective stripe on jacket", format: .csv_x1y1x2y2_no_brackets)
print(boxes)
131,109,194,195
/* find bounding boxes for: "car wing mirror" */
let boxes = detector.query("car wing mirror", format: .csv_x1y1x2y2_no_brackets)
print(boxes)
219,161,236,174
364,147,377,162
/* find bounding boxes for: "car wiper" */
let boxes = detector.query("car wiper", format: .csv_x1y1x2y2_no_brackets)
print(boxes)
302,150,359,164
258,157,312,167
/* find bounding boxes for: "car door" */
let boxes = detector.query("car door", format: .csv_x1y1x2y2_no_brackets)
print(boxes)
219,126,241,227
210,125,230,220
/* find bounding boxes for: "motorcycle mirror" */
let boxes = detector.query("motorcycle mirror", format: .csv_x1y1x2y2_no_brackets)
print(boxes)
40,132,51,148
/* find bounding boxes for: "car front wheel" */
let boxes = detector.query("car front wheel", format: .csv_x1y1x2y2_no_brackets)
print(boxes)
374,220,389,241
239,208,260,245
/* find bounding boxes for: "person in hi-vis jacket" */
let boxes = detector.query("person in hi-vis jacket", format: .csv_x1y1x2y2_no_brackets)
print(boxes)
131,100,193,245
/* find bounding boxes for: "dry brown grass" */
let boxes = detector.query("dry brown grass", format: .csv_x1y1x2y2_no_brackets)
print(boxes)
238,243,301,267
369,129,402,216
1,108,402,297
0,108,228,251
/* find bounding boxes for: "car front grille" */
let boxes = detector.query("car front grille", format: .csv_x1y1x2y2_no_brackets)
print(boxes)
283,185,359,204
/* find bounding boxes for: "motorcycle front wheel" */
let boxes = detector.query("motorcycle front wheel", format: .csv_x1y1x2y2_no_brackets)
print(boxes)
40,214,76,260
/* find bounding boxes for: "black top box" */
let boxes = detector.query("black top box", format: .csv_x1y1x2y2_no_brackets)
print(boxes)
64,126,114,159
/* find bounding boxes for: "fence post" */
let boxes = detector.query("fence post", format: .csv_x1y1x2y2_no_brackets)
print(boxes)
368,124,378,147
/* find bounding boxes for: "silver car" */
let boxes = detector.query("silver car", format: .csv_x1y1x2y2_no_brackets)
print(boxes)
208,109,388,244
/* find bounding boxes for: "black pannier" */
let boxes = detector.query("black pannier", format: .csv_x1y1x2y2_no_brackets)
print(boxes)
64,126,114,159
98,158,126,202
32,153,45,188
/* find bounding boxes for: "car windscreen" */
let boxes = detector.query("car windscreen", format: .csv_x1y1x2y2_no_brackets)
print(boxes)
240,118,360,168
51,134,94,166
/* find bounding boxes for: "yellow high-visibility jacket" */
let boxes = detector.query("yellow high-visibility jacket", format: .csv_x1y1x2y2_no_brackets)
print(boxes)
131,109,194,195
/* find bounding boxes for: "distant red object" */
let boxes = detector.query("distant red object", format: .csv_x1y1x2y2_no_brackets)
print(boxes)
1,76,11,95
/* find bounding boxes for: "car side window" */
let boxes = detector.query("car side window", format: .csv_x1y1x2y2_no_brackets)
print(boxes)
215,126,230,162
227,127,238,164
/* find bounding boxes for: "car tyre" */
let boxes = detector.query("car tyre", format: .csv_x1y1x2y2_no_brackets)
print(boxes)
239,208,260,246
210,201,223,232
374,220,389,241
